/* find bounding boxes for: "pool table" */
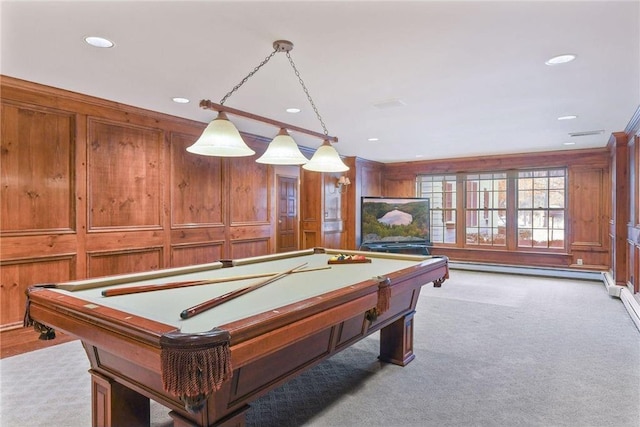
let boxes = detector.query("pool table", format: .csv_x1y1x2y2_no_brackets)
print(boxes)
25,247,448,427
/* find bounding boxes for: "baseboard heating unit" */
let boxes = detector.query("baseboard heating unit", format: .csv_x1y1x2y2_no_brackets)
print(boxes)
451,263,639,333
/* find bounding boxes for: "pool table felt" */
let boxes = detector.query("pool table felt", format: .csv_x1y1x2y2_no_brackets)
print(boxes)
47,252,440,333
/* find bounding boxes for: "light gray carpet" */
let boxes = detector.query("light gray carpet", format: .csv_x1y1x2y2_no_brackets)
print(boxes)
1,270,639,427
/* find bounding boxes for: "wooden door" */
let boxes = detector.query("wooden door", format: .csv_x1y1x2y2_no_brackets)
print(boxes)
276,176,299,253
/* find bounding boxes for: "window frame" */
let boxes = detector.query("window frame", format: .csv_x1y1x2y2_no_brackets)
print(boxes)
416,167,568,252
463,172,508,248
415,174,457,245
515,169,567,250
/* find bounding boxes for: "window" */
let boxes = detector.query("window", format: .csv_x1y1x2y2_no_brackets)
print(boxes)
416,175,456,243
417,168,567,250
464,173,507,246
516,169,566,248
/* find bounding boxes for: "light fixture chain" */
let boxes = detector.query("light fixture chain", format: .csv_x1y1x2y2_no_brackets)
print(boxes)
219,49,279,105
286,51,329,136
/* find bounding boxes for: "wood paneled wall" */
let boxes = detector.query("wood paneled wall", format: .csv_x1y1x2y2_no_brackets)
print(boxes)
379,149,611,269
609,106,640,293
348,158,384,248
0,76,279,328
300,164,348,250
1,74,632,328
632,128,640,294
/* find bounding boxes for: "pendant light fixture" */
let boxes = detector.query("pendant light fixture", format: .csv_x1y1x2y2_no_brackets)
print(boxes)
186,111,255,157
302,140,349,172
189,40,348,172
256,128,309,165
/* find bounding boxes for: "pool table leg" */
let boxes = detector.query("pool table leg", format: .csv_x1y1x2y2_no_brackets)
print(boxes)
378,310,416,366
169,405,249,427
90,370,150,427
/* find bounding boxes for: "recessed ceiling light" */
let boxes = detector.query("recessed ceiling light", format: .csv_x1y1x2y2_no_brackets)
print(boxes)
172,97,190,104
367,137,379,142
563,142,576,146
557,115,577,120
545,54,576,65
84,36,114,48
415,154,424,158
373,98,407,109
286,108,301,113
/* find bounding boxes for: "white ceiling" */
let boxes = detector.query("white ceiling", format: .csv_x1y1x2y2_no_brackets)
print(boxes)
2,0,639,163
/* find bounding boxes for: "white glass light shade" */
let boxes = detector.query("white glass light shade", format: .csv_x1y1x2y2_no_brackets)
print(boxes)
256,128,309,165
302,140,349,172
186,112,255,157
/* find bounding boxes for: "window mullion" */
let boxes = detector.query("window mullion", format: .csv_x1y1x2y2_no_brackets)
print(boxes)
506,170,518,250
455,174,465,248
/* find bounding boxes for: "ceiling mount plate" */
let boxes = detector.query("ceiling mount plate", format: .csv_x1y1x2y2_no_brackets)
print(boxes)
273,40,294,52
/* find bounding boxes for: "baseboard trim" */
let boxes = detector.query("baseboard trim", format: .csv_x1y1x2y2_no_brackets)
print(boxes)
620,287,640,332
602,271,623,297
603,272,640,331
449,261,603,281
451,263,639,333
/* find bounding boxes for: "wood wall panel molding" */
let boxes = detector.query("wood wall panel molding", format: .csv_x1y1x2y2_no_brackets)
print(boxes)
0,76,205,135
384,148,609,178
0,253,77,266
228,156,271,224
170,131,225,227
229,221,272,228
0,255,76,329
302,231,318,249
229,238,270,259
323,232,343,250
301,170,322,222
352,158,384,249
569,167,607,249
383,179,415,198
170,227,226,244
87,118,164,230
84,230,165,252
1,101,76,234
430,246,572,269
342,157,358,250
0,234,78,260
358,161,384,197
170,242,224,267
571,242,606,248
570,246,609,268
74,110,89,281
87,247,163,277
229,224,272,241
608,132,629,285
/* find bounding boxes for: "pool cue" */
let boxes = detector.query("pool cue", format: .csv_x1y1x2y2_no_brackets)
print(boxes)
101,265,330,297
179,262,308,319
